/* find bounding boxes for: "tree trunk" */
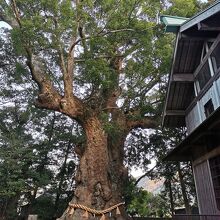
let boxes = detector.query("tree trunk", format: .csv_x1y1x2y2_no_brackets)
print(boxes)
177,162,191,214
167,180,175,216
63,116,126,220
54,141,72,218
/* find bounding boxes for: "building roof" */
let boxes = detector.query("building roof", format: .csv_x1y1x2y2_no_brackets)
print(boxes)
162,1,220,128
180,1,220,33
160,15,188,33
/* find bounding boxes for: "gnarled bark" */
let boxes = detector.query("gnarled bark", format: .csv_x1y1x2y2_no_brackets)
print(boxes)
63,116,127,220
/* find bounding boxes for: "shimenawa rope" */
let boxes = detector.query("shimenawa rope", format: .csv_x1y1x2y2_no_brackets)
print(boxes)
67,202,124,216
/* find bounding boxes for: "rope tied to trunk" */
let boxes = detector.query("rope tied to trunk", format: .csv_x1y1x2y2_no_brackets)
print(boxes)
67,202,124,219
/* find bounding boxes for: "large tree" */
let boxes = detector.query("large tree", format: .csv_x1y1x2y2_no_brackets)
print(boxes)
0,0,172,219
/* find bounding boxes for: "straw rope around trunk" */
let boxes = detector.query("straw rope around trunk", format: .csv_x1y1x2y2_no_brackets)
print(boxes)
67,202,124,216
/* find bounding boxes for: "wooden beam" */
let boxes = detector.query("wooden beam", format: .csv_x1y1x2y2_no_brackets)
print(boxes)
194,33,220,78
198,22,220,31
180,2,220,32
164,145,195,161
186,70,220,115
193,147,220,167
172,73,194,82
165,154,192,161
192,131,220,142
208,119,220,130
180,33,214,41
162,32,181,127
165,110,185,116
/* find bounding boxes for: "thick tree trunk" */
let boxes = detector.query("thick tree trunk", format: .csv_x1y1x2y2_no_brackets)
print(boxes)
63,116,126,220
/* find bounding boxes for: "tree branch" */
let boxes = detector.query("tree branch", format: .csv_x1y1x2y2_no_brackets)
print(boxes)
65,51,74,98
103,55,123,111
58,44,74,99
0,1,18,27
126,115,158,131
68,28,135,54
74,55,124,62
28,55,84,120
11,0,21,26
27,55,62,110
102,28,135,36
7,1,83,120
52,15,74,99
134,164,157,186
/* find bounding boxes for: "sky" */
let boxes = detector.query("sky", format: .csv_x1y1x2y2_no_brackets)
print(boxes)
0,21,11,29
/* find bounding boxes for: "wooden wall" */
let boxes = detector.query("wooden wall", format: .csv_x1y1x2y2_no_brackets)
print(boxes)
193,160,220,215
186,83,220,134
215,77,220,99
185,103,200,134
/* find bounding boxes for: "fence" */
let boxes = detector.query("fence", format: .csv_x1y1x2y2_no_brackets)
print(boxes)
132,218,171,220
173,215,220,220
28,215,38,220
131,215,220,220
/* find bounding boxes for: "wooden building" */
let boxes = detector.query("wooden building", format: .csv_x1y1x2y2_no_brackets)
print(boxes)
161,1,220,215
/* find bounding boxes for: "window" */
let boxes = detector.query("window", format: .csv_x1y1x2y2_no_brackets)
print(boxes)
201,41,213,60
207,41,213,49
211,42,220,73
209,156,220,210
196,61,211,90
204,99,214,118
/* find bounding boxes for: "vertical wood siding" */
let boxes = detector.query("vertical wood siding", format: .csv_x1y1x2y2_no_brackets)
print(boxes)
216,77,220,97
186,82,220,134
193,160,220,215
200,85,219,119
185,103,201,134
